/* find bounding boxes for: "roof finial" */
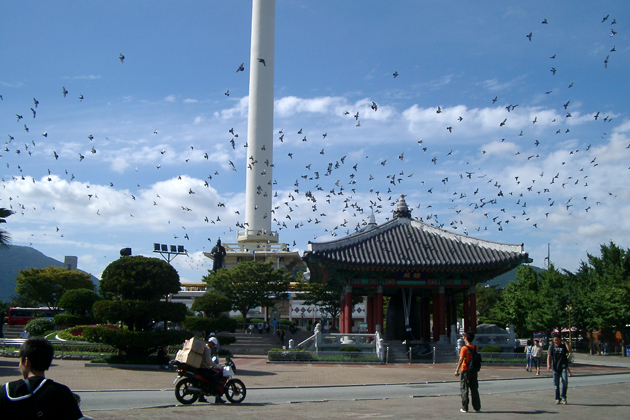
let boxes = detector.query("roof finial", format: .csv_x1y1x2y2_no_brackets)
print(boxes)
393,194,412,219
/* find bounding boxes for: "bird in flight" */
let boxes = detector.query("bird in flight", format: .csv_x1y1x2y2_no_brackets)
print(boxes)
371,102,378,111
393,71,399,78
62,87,68,97
604,55,609,68
119,53,125,63
526,32,532,41
257,58,266,66
236,63,245,72
542,18,548,24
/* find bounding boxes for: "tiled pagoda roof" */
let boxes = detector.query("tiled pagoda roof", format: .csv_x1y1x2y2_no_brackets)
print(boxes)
303,216,529,272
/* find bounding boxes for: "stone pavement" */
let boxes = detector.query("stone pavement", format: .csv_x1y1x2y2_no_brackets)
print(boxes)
1,353,629,419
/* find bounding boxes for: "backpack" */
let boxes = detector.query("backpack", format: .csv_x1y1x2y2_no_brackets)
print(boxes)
466,345,482,373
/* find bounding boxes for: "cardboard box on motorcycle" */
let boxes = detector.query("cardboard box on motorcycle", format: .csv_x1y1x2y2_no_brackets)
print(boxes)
175,337,206,368
175,349,203,368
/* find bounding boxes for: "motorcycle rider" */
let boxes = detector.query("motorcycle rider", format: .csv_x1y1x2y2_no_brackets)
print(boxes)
198,337,225,404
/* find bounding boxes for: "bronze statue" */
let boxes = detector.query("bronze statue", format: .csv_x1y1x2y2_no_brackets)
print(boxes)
211,238,226,271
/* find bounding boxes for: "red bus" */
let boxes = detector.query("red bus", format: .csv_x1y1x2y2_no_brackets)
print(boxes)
7,307,63,326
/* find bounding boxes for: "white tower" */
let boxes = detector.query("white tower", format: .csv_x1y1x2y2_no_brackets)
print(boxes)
239,0,277,244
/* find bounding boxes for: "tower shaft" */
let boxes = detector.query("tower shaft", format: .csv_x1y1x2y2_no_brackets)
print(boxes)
240,0,277,244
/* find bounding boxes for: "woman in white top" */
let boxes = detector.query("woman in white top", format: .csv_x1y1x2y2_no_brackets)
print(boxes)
530,339,543,376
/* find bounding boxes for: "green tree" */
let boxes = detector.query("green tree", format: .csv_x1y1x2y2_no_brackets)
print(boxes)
58,288,101,315
99,255,180,301
93,300,187,331
525,265,570,333
15,267,94,311
496,265,541,336
0,208,13,248
203,261,291,329
574,242,630,355
474,283,504,325
191,291,232,318
295,280,362,331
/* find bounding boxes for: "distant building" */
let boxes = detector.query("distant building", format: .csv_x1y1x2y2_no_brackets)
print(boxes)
64,256,78,271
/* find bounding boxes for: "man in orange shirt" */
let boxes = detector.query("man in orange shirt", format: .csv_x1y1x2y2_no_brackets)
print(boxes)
455,331,480,413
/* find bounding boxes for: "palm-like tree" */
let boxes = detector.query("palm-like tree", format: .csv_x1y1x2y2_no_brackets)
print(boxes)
0,208,14,248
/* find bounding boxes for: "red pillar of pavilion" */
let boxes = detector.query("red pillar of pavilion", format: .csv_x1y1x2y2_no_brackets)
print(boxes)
446,294,452,337
422,295,431,342
367,295,375,333
345,284,353,333
339,292,346,333
469,287,477,334
375,285,384,333
463,290,470,333
437,286,446,340
432,289,439,341
451,293,458,332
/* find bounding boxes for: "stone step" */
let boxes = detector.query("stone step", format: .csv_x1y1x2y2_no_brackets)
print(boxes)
1,325,25,339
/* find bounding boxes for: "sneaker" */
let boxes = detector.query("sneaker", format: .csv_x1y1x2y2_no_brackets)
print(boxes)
561,399,567,405
555,400,561,405
460,408,468,413
536,373,540,376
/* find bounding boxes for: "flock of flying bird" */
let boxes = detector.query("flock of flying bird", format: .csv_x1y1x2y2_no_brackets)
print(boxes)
0,13,627,273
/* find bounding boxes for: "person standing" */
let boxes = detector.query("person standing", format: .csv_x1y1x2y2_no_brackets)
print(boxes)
454,331,481,413
0,338,85,419
547,332,572,405
531,339,543,376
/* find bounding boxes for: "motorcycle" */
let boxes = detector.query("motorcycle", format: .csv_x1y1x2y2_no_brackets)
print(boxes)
172,360,246,404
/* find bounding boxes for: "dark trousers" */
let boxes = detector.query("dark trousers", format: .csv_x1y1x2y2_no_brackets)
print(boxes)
460,370,480,412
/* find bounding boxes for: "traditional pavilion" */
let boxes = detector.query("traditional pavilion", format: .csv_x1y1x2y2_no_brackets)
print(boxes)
303,195,531,342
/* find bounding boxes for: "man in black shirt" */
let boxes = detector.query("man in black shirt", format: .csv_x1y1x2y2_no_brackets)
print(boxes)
547,332,572,405
0,338,85,419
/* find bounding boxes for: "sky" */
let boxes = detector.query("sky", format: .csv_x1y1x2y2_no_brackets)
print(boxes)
1,1,629,284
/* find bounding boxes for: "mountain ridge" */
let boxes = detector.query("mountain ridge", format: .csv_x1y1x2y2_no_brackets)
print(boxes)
0,245,99,302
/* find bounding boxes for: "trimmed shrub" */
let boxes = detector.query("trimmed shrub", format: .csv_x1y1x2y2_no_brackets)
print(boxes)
479,345,503,353
268,349,314,361
93,300,187,331
58,288,101,315
339,345,362,353
25,318,55,336
53,314,97,327
216,335,236,346
56,324,117,341
190,292,232,317
82,326,193,360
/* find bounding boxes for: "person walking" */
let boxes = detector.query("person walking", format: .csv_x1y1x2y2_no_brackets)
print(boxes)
547,332,572,405
525,339,533,372
454,331,481,413
531,339,543,376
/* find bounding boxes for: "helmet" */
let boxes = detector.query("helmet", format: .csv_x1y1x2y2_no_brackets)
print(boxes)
208,337,219,346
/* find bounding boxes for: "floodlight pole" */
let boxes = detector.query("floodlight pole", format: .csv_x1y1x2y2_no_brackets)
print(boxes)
152,243,187,265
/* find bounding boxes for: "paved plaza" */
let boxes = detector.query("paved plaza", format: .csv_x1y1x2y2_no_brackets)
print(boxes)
1,353,629,419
